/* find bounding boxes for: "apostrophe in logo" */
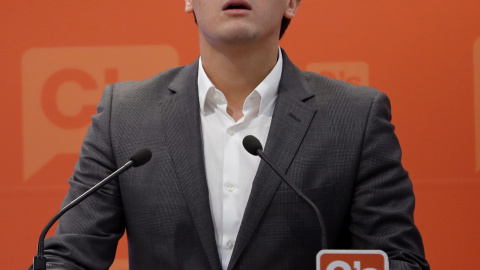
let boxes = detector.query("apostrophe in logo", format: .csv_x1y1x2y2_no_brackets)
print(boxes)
475,38,480,172
306,62,369,86
22,45,179,181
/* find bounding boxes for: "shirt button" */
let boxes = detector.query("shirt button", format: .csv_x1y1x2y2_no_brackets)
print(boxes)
225,183,236,192
226,241,235,249
228,129,235,136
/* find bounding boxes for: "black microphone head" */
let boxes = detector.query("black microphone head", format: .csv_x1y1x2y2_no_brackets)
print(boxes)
243,135,263,156
130,147,152,167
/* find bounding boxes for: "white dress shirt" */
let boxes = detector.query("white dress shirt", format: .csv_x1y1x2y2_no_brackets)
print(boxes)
197,50,283,269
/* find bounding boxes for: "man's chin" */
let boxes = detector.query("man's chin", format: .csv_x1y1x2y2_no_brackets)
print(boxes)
211,27,260,44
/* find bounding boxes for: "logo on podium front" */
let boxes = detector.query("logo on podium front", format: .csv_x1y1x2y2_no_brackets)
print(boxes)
317,250,389,270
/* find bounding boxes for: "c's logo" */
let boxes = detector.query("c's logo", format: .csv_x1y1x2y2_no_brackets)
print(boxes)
306,62,369,86
474,38,480,172
41,68,102,129
21,45,179,181
317,250,388,270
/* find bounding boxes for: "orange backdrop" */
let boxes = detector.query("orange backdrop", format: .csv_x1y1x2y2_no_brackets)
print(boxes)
1,1,479,269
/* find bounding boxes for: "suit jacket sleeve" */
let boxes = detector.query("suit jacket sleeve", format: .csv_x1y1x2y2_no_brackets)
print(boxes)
351,91,429,269
38,84,125,270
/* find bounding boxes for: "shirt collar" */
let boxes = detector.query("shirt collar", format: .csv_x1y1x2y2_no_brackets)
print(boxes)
198,47,283,116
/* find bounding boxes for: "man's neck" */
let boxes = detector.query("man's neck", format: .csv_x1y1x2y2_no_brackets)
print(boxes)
199,37,280,121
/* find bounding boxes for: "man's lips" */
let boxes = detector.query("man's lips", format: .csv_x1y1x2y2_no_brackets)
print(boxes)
222,0,252,11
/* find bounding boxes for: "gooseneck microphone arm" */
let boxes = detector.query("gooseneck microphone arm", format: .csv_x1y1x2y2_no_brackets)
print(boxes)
33,147,152,270
242,135,327,250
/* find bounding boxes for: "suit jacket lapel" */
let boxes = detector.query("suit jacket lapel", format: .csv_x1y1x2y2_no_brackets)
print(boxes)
228,51,317,270
160,61,222,270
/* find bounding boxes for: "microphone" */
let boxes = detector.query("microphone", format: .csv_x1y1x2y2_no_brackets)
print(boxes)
33,147,152,270
242,135,327,250
243,136,391,270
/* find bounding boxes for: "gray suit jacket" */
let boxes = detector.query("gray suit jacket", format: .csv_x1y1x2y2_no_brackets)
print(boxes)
41,51,429,269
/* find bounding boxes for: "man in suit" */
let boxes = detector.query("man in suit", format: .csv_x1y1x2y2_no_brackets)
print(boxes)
39,0,429,269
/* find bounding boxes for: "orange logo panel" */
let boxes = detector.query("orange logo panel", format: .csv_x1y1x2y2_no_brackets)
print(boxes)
306,62,369,86
21,45,179,181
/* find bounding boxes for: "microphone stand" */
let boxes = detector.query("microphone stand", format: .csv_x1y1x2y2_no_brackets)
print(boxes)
33,161,135,270
256,149,327,250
